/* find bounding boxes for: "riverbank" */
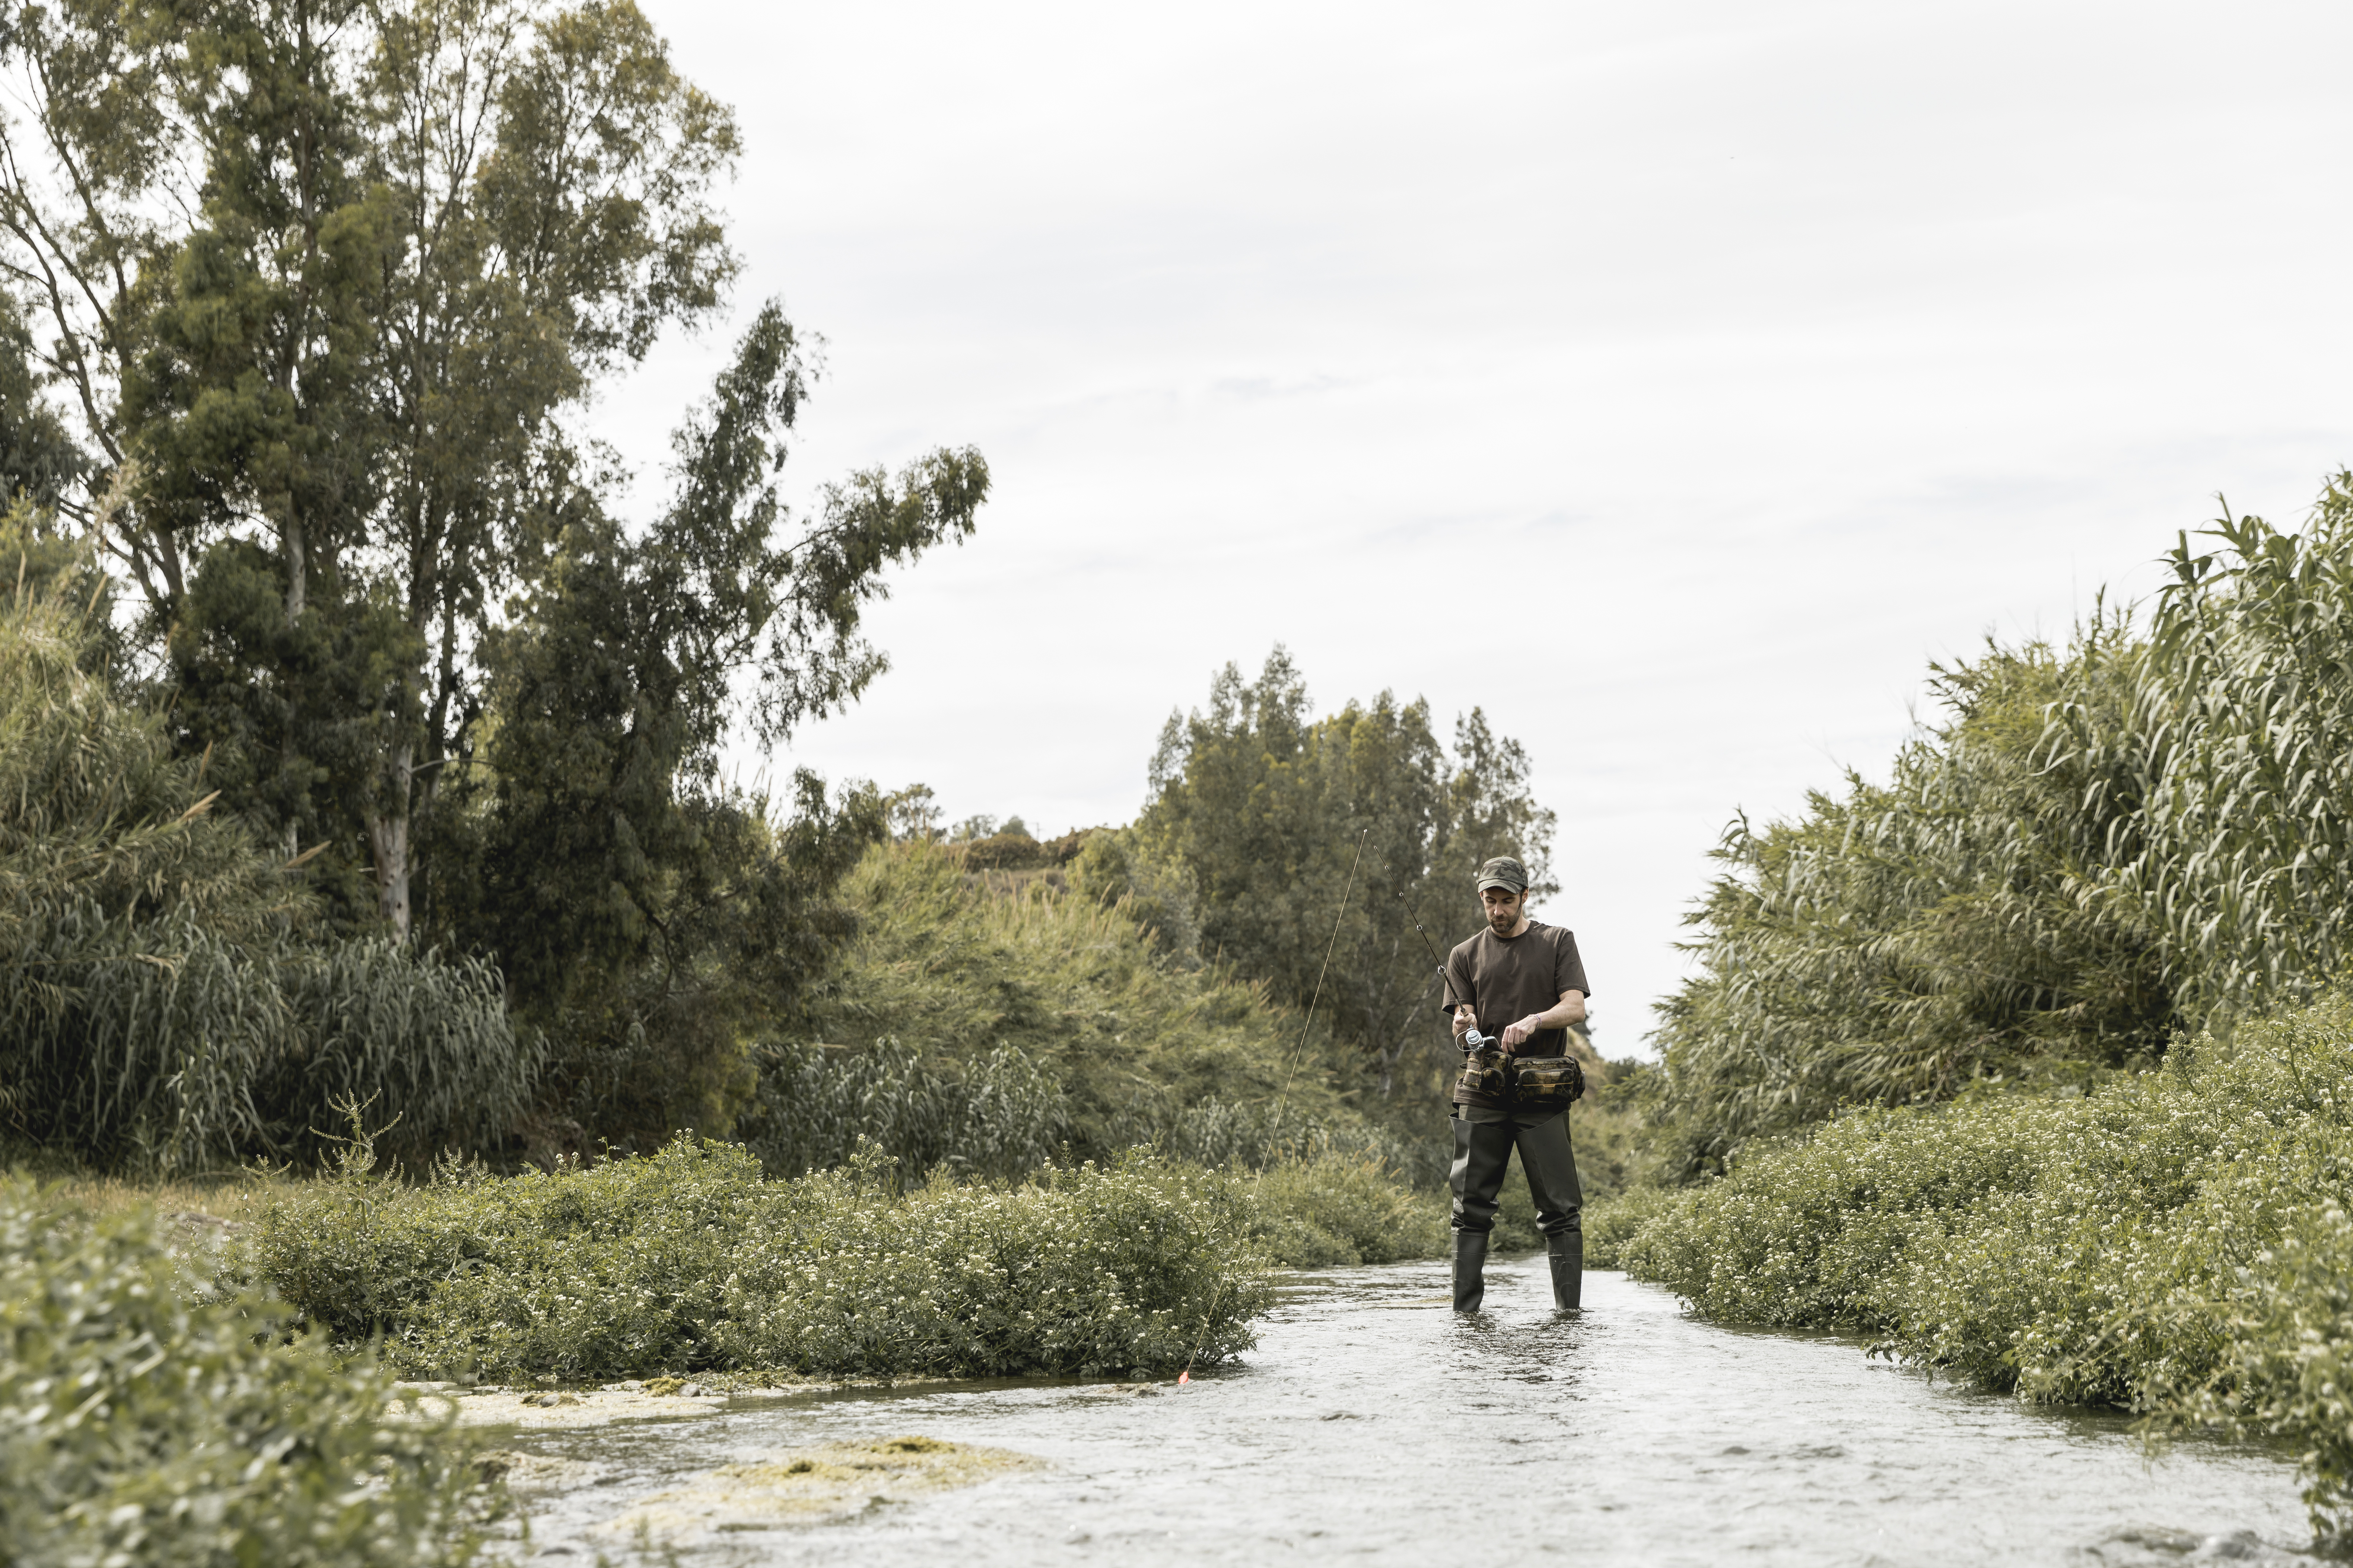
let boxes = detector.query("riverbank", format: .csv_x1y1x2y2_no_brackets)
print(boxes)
6,1141,1444,1564
1602,988,2353,1540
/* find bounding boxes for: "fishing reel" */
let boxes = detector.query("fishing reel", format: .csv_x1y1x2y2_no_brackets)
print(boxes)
1459,1023,1496,1055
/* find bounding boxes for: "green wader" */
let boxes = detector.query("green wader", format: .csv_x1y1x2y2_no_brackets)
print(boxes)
1449,1110,1583,1313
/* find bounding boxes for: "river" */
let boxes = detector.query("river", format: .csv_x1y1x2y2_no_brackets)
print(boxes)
500,1257,2314,1565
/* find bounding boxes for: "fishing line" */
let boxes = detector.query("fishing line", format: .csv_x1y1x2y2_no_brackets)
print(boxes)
1178,824,1370,1385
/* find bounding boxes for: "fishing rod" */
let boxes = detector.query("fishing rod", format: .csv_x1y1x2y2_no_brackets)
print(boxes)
1401,889,1493,1053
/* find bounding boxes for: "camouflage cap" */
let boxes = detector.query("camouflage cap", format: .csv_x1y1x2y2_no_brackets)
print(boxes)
1475,856,1530,893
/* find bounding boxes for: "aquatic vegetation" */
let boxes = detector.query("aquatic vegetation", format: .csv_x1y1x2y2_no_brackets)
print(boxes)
254,1137,1276,1381
0,1177,494,1567
1611,988,2353,1537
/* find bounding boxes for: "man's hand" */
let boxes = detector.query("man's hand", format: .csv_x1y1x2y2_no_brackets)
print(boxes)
1451,1004,1477,1042
1501,992,1586,1051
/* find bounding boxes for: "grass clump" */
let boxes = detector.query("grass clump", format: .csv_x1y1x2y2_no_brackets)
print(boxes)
1609,988,2353,1537
0,1176,493,1567
254,1137,1273,1382
0,568,534,1177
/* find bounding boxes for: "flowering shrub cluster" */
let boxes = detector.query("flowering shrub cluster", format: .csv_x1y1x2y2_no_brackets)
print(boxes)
1,1179,492,1568
1249,1153,1448,1267
1609,989,2353,1537
255,1139,1276,1382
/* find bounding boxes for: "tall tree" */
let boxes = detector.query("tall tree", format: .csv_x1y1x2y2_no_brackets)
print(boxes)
0,0,739,934
425,305,988,1146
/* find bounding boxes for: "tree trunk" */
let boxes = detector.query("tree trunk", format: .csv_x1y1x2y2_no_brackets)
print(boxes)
285,514,305,625
368,741,413,938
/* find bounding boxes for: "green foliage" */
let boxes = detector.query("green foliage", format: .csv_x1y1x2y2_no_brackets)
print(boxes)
253,1136,1274,1380
1247,1153,1448,1266
750,1040,1065,1182
0,13,990,1171
1655,487,2353,1165
0,576,532,1172
757,838,1403,1177
2067,486,2353,1024
0,296,85,507
1118,647,1558,1105
1654,636,2167,1171
422,305,979,1151
0,1176,494,1567
0,0,749,925
1609,988,2353,1537
1579,1181,1684,1269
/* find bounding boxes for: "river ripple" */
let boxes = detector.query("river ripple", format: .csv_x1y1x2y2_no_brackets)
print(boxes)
505,1259,2312,1565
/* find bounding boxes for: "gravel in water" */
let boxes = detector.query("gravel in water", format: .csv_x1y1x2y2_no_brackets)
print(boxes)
492,1260,2314,1565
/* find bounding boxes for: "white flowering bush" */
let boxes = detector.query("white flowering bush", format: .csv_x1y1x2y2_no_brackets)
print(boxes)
257,1138,1273,1381
1,1178,493,1568
712,1150,1269,1376
1613,1094,2058,1326
1612,989,2353,1537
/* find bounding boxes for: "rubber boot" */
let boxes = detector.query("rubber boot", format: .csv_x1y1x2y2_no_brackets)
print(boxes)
1452,1228,1489,1313
1546,1230,1583,1310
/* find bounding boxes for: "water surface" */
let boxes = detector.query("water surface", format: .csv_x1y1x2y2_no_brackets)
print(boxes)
506,1259,2312,1565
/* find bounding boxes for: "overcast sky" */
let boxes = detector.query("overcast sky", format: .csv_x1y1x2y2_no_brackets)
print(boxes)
595,0,2353,1049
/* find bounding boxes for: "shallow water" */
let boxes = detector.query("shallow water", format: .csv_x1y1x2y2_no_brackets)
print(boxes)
504,1260,2314,1565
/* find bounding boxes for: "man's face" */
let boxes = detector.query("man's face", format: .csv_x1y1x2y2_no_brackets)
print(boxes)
1480,886,1526,934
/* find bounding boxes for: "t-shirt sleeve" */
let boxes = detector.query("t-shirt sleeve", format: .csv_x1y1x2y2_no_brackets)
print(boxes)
1554,931,1590,998
1442,943,1476,1013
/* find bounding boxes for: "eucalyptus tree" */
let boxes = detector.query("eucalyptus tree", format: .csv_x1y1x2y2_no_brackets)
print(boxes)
1115,648,1558,1102
0,0,744,934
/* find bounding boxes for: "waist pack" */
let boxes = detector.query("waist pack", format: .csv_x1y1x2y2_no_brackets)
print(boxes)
1510,1053,1587,1112
1454,1048,1586,1111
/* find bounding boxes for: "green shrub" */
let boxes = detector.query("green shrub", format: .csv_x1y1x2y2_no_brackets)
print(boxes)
1247,1153,1447,1266
764,840,1377,1170
1656,487,2353,1171
710,1154,1269,1377
0,1176,492,1567
255,1137,1273,1381
254,1136,775,1373
1612,989,2353,1537
1582,1183,1689,1269
1615,1095,2066,1328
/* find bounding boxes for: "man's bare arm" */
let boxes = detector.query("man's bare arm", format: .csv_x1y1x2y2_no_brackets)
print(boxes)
1500,990,1587,1050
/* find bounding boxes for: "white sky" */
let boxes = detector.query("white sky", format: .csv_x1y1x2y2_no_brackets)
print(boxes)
597,0,2353,1051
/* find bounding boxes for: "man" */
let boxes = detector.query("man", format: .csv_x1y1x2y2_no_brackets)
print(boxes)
1442,855,1590,1313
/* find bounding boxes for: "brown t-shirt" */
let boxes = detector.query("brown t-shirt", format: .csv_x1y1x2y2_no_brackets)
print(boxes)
1443,921,1590,1110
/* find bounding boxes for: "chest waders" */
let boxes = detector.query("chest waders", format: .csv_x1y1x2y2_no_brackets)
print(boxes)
1407,898,1587,1313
